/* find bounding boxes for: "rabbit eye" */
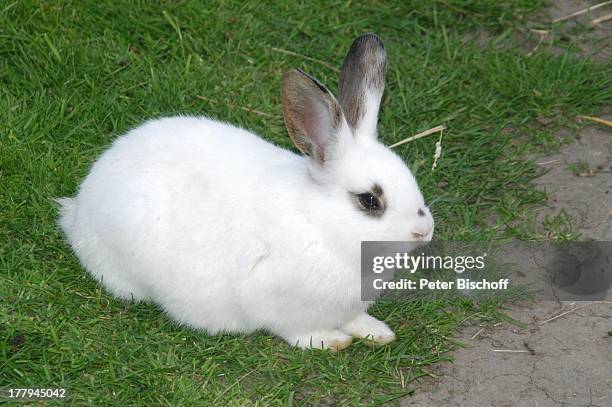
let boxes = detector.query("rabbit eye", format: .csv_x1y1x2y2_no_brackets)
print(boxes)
357,193,381,211
352,184,385,217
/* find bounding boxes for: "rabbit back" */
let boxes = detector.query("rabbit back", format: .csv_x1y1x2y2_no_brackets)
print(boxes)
59,116,322,332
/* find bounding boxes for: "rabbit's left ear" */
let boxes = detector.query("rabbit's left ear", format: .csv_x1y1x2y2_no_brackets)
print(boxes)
338,33,387,140
282,69,345,165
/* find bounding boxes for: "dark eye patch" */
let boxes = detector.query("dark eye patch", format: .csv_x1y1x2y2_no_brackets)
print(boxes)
352,184,385,217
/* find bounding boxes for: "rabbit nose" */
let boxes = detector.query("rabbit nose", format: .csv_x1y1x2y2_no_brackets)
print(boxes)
412,231,426,240
412,225,433,240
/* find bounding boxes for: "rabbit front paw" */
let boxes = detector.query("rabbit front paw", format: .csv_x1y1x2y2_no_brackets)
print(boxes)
286,329,353,351
341,313,396,345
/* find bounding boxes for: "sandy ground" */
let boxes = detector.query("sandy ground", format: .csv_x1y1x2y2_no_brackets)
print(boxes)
535,122,612,241
535,0,612,64
403,302,611,407
403,2,611,406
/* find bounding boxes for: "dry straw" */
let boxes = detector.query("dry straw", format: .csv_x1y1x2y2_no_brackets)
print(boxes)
389,125,446,171
551,0,612,23
389,125,446,148
578,115,612,128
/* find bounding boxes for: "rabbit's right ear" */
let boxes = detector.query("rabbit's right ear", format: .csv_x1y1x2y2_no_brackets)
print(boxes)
338,33,387,140
282,69,344,165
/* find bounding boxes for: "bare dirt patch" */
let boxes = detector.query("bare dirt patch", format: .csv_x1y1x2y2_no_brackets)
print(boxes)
535,119,612,240
403,301,611,407
532,0,612,63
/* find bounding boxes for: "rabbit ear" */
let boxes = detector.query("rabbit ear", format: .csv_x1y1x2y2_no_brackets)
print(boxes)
282,69,344,165
338,33,387,139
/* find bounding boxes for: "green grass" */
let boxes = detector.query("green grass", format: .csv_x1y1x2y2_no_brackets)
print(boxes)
568,159,593,177
1,0,611,405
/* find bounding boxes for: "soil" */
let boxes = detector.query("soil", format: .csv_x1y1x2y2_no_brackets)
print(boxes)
403,302,611,407
402,2,612,406
535,122,612,241
532,0,612,64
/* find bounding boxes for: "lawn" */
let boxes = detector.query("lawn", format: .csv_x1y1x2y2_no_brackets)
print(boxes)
1,0,610,405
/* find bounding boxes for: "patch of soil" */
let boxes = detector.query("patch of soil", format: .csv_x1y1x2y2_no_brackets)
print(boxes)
532,0,612,63
403,301,611,407
465,0,612,63
534,121,612,240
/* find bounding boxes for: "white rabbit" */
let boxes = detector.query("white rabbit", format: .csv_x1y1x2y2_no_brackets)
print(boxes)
57,33,434,351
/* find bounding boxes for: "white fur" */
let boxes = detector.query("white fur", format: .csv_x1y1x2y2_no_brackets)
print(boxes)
58,37,434,350
341,313,396,345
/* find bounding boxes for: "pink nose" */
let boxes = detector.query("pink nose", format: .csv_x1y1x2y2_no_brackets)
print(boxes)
412,227,432,240
412,231,425,239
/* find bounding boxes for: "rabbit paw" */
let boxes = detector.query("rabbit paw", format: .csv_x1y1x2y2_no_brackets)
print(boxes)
341,313,396,345
287,329,353,351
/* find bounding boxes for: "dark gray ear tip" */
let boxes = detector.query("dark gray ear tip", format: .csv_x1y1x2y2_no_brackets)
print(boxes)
352,33,385,50
282,69,302,83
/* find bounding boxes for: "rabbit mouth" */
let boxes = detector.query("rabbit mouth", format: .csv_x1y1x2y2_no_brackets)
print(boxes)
410,230,434,246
